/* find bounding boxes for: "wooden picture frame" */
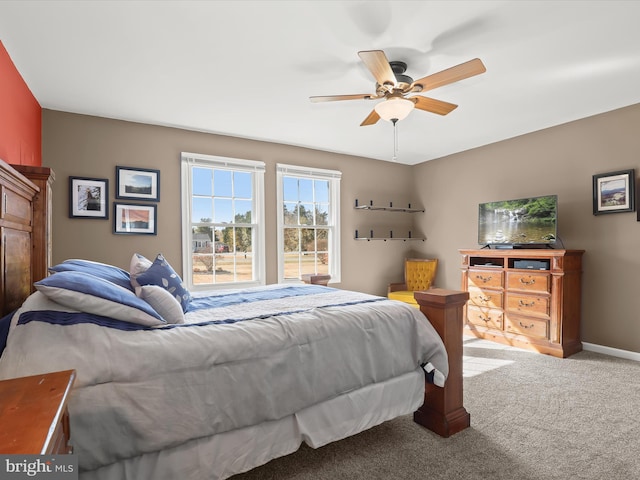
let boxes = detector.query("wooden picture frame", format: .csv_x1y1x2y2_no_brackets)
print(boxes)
116,166,160,201
113,203,157,235
69,176,109,219
592,169,635,215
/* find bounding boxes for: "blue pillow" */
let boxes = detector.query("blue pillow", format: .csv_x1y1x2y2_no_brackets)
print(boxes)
0,311,14,358
49,259,133,291
35,271,165,327
135,254,192,312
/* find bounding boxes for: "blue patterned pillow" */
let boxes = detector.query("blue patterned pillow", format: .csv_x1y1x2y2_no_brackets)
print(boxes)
134,254,192,312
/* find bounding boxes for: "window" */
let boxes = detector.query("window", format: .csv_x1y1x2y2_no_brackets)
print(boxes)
276,164,341,283
181,153,265,290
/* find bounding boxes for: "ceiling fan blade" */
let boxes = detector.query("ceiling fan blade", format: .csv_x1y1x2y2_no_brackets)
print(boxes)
412,96,458,115
358,50,396,89
411,58,486,93
360,109,380,126
310,93,378,103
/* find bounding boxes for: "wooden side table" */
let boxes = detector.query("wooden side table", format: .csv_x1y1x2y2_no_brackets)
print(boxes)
0,369,76,454
301,274,331,286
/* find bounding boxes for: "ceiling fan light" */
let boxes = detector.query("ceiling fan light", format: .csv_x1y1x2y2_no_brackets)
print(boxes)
374,97,414,122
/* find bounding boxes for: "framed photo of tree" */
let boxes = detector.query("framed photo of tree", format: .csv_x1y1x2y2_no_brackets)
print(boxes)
69,176,109,219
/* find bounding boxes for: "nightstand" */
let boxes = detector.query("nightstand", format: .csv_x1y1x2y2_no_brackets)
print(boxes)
0,369,76,454
301,274,331,286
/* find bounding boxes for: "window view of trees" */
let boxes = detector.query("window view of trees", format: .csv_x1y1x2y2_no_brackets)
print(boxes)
190,167,255,285
281,178,330,279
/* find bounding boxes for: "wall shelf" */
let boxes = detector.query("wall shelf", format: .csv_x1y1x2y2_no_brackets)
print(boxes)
354,230,425,241
354,199,425,241
354,199,424,213
354,205,425,213
354,237,425,242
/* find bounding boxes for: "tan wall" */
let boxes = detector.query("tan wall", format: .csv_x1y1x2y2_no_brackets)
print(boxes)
413,103,640,353
42,110,423,295
43,104,640,353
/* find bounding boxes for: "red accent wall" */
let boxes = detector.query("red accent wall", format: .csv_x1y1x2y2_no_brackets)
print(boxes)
0,41,41,166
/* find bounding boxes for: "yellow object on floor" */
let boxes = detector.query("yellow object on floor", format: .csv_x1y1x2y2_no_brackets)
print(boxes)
388,258,438,308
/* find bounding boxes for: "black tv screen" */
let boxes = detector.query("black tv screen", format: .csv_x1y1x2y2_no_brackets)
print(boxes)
478,195,558,246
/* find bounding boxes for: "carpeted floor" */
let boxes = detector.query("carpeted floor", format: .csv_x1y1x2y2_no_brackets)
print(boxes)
232,337,640,479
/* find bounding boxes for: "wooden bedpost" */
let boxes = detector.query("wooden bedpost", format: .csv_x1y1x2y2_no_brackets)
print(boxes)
413,288,470,437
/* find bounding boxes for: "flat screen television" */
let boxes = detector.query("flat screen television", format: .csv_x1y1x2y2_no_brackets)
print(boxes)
478,194,558,247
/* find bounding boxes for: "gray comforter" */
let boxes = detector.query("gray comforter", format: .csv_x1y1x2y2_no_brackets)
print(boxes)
0,284,447,472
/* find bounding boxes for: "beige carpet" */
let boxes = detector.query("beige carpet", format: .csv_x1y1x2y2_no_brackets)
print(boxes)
232,337,640,480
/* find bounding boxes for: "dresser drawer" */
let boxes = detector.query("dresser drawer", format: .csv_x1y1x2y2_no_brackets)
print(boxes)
468,269,503,289
1,185,33,227
468,287,503,309
506,271,550,293
506,315,549,339
467,306,504,330
505,293,550,318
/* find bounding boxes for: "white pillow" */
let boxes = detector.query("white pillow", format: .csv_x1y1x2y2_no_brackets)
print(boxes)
137,285,185,324
130,253,153,289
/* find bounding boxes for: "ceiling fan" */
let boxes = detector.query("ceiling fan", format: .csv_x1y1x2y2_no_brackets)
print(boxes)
310,50,486,126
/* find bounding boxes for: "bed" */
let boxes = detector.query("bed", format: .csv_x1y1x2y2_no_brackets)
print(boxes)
0,161,469,479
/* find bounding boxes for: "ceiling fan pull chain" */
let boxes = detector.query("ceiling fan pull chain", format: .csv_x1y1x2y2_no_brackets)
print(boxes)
392,118,398,161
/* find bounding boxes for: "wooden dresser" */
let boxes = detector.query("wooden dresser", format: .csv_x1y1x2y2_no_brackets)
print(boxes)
0,370,76,454
0,160,39,316
460,249,584,358
12,164,55,284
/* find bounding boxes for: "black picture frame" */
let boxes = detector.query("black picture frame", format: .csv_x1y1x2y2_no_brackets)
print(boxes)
116,166,160,201
113,203,157,235
592,169,635,215
638,182,640,222
69,176,109,219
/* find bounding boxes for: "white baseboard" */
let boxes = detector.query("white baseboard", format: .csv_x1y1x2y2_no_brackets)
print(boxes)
582,342,640,362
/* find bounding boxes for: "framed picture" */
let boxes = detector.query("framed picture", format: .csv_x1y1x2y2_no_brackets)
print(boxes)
592,169,635,215
116,166,160,201
113,203,157,235
69,176,109,219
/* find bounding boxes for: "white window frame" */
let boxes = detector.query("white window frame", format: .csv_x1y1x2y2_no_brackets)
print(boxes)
276,163,341,284
181,152,265,290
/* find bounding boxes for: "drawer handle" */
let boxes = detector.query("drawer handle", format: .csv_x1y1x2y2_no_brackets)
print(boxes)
518,321,535,329
518,299,536,307
475,275,492,283
519,277,536,286
477,294,491,303
479,314,491,322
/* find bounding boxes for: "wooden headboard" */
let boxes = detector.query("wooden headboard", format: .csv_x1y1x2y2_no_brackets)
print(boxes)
0,160,53,317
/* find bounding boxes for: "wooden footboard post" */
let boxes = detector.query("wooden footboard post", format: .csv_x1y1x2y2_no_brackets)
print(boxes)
413,288,470,437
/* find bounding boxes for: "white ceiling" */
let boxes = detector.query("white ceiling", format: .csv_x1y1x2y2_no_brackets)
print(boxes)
2,1,640,166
